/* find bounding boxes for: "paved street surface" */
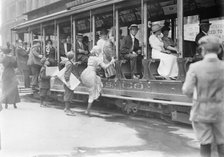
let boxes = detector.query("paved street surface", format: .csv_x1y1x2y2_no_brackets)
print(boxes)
0,93,201,157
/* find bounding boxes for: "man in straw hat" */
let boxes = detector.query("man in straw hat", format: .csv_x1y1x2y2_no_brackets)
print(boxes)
120,24,142,79
182,35,224,157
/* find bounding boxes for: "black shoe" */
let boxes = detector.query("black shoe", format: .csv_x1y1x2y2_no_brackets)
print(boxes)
14,104,17,109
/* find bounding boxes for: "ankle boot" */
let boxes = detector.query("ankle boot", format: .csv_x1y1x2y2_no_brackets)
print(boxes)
200,144,211,157
64,102,70,112
218,144,224,157
85,103,92,114
14,104,17,109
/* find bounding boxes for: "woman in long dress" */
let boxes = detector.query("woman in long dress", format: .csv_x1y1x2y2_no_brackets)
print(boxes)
81,46,115,114
0,48,20,109
149,24,178,79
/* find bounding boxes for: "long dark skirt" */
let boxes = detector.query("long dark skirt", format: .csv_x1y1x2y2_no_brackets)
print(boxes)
2,79,20,104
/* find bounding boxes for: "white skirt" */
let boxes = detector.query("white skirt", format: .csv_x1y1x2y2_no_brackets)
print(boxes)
151,49,178,78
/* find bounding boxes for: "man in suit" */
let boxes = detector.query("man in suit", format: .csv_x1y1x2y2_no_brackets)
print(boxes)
16,39,30,88
193,19,212,60
195,19,211,46
27,39,43,90
120,24,142,79
182,35,224,157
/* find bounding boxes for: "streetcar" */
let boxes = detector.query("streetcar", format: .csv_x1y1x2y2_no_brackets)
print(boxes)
12,0,224,124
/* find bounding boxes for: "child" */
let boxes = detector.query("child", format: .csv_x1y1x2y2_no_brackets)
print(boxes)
39,57,51,107
63,51,80,115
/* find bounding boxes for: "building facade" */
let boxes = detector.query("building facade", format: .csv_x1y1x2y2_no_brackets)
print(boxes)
1,0,62,46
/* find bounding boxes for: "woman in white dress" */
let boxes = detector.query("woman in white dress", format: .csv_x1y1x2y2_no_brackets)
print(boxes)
149,24,178,79
80,46,116,114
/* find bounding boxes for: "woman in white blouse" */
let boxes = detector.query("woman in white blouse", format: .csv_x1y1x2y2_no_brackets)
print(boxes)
149,24,178,79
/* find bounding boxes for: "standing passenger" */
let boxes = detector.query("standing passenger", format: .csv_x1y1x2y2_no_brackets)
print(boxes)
76,33,89,64
81,46,116,115
45,40,57,66
27,39,43,90
15,39,30,88
194,19,212,60
182,35,224,157
0,48,20,109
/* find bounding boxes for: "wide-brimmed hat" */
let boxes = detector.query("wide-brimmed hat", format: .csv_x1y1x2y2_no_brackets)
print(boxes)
129,24,139,30
199,19,212,26
151,24,163,33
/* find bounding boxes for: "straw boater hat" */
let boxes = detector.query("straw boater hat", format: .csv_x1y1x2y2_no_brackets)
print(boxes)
77,33,83,38
151,24,163,33
199,19,212,26
66,51,75,60
129,24,139,30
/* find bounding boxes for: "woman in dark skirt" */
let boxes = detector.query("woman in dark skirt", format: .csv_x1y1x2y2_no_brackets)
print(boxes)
0,48,20,109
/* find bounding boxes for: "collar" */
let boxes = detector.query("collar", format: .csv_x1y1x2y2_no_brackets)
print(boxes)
204,53,218,59
130,34,135,39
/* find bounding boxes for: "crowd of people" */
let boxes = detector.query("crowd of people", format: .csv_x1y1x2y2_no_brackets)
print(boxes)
0,20,224,156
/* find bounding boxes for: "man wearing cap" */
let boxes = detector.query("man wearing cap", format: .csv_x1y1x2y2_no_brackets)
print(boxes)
15,39,30,88
27,39,43,90
120,24,142,79
182,35,224,157
76,33,89,64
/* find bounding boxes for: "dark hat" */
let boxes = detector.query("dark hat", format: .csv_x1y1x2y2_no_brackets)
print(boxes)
199,19,212,26
161,26,170,33
100,28,109,36
129,24,139,30
151,24,163,33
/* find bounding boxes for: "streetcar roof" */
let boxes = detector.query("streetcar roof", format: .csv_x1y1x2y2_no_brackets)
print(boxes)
12,0,224,32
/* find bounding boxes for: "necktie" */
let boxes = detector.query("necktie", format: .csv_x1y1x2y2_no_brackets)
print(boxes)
131,38,135,51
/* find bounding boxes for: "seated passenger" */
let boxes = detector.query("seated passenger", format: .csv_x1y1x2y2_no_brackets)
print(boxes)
76,33,89,64
120,24,142,79
149,24,178,80
161,26,179,56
